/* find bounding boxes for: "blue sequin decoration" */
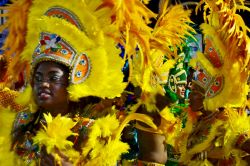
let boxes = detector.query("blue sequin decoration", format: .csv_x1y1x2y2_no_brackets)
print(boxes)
35,47,41,53
61,49,68,55
208,47,213,52
50,34,57,39
79,59,86,65
76,71,82,78
56,36,61,43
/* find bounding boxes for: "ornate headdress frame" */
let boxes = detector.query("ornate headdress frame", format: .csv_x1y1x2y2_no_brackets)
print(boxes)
22,0,127,101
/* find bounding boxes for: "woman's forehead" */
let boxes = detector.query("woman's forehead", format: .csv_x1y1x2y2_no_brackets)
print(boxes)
35,61,68,73
192,81,205,92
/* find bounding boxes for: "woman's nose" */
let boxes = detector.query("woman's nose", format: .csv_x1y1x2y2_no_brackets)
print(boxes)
40,81,50,88
180,85,185,89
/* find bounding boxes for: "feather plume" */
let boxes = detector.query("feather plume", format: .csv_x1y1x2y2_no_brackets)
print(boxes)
0,0,32,84
180,120,224,164
82,114,129,166
33,113,78,154
18,0,127,100
159,106,182,145
193,0,250,111
197,0,250,66
15,84,37,112
0,87,25,111
82,112,156,165
0,107,23,165
152,4,196,58
97,0,156,58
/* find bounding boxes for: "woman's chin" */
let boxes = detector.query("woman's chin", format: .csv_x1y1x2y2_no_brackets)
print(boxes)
38,101,55,110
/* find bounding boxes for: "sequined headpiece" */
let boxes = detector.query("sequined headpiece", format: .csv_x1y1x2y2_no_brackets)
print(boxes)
33,32,91,84
191,0,249,111
192,35,224,98
21,0,126,101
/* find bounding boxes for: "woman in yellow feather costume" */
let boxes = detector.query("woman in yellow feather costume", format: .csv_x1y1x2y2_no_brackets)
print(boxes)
0,0,197,165
176,0,250,165
0,0,158,165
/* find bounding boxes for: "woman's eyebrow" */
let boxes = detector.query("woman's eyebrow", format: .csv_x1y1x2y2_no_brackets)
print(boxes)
34,71,42,75
48,70,64,76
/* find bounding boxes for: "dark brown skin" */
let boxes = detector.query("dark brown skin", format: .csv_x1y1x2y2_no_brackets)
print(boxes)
32,61,73,165
241,138,250,154
137,130,167,164
240,139,250,164
187,82,250,165
189,82,205,113
40,147,72,166
32,61,70,116
137,94,171,164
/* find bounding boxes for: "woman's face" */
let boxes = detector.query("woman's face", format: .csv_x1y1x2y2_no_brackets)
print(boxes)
32,61,69,112
189,82,205,112
176,84,186,99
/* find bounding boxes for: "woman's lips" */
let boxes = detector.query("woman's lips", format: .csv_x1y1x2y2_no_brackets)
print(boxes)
39,92,51,100
38,90,52,100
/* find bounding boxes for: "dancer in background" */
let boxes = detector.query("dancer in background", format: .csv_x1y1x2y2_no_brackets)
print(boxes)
0,0,196,165
177,0,250,165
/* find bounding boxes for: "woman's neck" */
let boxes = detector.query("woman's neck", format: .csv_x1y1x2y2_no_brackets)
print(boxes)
41,104,70,117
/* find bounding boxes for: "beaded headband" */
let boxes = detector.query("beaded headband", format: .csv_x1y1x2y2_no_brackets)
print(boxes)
33,32,91,84
193,62,224,98
31,7,91,85
192,30,225,98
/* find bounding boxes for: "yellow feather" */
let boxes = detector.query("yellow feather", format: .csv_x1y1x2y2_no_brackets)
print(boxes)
0,0,32,85
180,120,224,164
19,0,127,100
82,112,157,165
15,84,37,113
153,4,196,57
192,0,250,111
0,87,25,111
82,114,129,166
33,113,78,154
116,112,157,137
0,107,23,165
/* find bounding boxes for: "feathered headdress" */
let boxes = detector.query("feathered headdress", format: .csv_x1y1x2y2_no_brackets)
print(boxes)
191,0,250,111
0,0,198,164
119,0,196,112
1,0,196,109
1,0,127,101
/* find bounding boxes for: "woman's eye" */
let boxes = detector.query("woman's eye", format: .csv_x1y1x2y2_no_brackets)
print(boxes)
34,75,42,82
50,76,60,82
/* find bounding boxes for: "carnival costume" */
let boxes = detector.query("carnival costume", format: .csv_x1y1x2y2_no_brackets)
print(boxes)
177,0,250,165
0,0,159,165
164,53,190,166
0,0,199,165
129,0,195,138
